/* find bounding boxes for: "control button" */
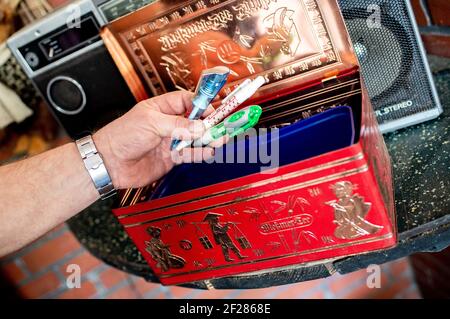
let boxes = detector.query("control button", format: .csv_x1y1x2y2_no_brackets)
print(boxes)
25,52,39,68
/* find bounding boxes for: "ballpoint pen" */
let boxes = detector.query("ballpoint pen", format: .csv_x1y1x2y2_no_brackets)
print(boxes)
192,105,263,147
170,66,230,150
175,76,266,151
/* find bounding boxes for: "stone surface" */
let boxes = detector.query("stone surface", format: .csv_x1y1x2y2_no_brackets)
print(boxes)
68,56,450,289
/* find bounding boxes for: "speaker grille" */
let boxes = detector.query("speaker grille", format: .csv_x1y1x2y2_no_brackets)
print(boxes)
48,77,85,114
338,0,441,131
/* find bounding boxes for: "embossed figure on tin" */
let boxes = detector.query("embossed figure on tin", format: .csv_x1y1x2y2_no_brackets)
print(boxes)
203,213,248,262
161,52,195,91
263,7,301,57
327,182,383,240
145,227,186,272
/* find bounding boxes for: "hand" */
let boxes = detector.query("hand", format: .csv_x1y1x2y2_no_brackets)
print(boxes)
93,91,225,189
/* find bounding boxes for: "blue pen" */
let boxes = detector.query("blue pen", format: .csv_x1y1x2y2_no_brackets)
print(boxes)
171,66,230,150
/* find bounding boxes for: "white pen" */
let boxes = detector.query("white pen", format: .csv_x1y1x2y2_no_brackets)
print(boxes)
220,79,252,106
175,76,266,152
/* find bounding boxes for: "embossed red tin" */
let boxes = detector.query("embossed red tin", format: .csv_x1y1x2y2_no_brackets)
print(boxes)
108,0,397,285
112,88,396,285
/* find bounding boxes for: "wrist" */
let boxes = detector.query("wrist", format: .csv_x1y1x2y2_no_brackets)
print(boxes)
92,129,121,189
68,143,100,201
76,133,116,199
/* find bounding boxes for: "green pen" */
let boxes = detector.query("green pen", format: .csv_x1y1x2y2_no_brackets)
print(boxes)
192,105,262,147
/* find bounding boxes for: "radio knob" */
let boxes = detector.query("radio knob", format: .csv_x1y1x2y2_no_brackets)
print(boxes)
25,52,39,68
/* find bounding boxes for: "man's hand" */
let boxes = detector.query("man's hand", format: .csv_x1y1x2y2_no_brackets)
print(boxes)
0,90,229,256
93,91,222,189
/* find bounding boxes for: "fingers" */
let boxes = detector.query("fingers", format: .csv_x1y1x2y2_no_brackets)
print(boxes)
207,134,229,148
170,135,227,165
171,147,215,164
152,112,205,139
201,104,216,118
141,92,216,118
142,91,195,116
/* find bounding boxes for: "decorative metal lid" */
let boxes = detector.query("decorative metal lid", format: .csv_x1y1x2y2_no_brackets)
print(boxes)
102,0,358,104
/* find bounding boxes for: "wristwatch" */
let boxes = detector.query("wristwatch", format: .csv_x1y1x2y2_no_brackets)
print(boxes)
76,135,116,200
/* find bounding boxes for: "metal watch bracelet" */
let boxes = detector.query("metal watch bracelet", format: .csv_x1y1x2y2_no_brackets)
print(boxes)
76,135,116,200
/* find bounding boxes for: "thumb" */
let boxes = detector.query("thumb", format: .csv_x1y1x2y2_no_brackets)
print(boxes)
152,112,205,140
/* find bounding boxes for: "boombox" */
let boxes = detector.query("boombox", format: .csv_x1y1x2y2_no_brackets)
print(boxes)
7,0,136,139
103,0,397,286
338,0,442,133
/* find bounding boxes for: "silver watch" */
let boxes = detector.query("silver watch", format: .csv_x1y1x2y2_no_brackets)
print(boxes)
76,135,116,200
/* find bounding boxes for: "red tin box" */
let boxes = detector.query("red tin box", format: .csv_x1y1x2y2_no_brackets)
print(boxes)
106,0,397,285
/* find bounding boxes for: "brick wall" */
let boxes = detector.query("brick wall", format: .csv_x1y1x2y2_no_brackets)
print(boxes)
411,0,450,57
0,224,422,299
410,247,450,299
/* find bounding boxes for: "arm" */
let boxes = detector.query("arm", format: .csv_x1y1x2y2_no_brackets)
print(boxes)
0,143,99,256
0,91,221,257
